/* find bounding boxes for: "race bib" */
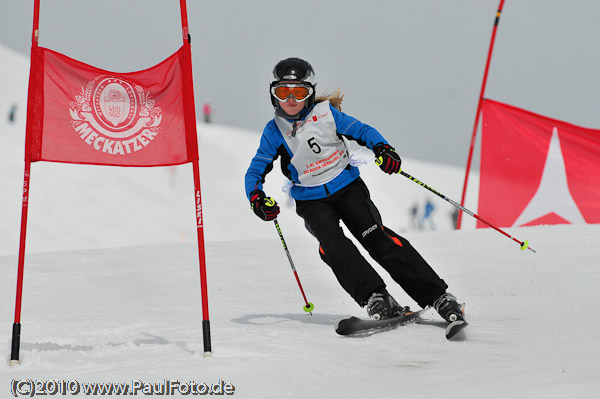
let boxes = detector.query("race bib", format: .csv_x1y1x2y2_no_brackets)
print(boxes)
275,101,350,186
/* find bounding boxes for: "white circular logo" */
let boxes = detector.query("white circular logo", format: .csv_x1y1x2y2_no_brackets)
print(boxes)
69,75,162,155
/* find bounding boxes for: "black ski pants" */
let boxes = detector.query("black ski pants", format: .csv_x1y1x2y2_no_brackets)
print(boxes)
295,178,448,308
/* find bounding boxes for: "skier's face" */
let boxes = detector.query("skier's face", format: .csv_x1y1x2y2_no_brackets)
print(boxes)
278,96,305,116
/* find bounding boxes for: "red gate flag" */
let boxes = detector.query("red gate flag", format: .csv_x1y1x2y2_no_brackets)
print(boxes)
25,46,198,166
478,99,600,227
10,0,212,364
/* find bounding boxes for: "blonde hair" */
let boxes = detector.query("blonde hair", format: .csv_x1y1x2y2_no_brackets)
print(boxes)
315,88,345,111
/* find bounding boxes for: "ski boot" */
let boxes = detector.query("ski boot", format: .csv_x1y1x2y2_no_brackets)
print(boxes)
433,292,465,323
366,289,410,320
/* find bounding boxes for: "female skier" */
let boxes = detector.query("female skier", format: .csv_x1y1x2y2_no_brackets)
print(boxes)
245,57,464,323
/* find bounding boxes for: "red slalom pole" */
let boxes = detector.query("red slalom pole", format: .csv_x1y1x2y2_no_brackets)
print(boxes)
192,161,212,356
179,0,212,357
457,0,506,229
274,219,315,314
10,163,31,365
11,0,41,366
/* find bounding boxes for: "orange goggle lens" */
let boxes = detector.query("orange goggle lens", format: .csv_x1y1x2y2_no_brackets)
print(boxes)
271,84,313,102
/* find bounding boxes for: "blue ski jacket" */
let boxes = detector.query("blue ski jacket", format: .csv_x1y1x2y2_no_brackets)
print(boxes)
245,102,389,201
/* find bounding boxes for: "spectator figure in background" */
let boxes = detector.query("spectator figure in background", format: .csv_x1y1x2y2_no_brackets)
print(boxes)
409,202,422,230
8,103,17,124
202,101,212,123
421,199,436,230
451,208,459,230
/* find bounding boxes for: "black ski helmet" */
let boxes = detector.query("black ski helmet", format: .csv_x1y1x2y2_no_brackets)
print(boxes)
269,58,317,113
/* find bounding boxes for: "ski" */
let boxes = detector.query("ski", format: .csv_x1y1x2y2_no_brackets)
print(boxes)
334,309,425,336
445,320,468,340
415,312,468,340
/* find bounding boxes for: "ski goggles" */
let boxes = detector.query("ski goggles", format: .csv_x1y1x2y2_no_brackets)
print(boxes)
271,83,313,102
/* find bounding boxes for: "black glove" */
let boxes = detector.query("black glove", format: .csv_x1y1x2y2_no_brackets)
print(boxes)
373,143,402,174
249,190,280,221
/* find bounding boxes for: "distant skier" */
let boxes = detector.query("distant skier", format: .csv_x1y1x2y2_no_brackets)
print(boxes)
451,208,459,230
409,202,422,230
421,199,436,230
8,103,17,124
202,101,212,123
244,58,465,325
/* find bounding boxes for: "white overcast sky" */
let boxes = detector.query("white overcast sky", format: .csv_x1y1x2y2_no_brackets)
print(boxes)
1,0,599,167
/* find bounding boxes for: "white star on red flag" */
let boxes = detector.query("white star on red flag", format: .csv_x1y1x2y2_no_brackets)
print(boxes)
512,128,585,227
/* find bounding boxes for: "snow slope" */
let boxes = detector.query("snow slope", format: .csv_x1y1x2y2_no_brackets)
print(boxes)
1,225,598,398
1,42,599,398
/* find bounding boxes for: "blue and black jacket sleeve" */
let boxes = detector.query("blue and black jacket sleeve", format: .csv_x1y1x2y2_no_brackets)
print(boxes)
245,121,287,200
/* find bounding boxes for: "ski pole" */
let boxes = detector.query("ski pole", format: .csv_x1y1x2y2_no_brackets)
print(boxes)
400,170,536,253
273,219,315,314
